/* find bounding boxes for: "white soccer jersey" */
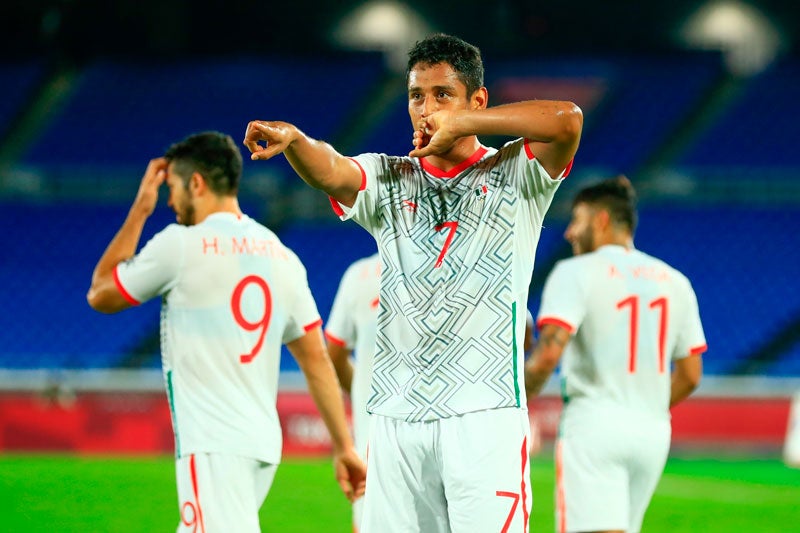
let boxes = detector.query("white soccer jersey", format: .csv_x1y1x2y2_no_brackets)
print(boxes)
333,139,569,421
538,244,707,419
114,212,321,464
324,253,380,458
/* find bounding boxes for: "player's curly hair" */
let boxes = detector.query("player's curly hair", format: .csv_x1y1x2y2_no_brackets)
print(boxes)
164,131,242,196
406,33,484,97
573,175,638,233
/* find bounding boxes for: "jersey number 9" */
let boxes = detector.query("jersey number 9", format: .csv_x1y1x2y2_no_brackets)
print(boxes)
231,275,273,364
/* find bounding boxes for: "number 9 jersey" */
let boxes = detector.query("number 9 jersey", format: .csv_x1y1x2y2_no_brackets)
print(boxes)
114,212,322,464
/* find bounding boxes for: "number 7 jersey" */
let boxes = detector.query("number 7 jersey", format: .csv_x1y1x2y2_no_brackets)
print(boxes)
114,212,321,463
333,139,568,422
537,244,707,418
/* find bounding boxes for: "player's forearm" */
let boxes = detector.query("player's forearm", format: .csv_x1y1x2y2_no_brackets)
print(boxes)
670,355,703,407
283,132,359,206
332,358,354,395
87,209,148,302
525,358,555,399
302,355,356,452
524,324,569,399
455,100,583,144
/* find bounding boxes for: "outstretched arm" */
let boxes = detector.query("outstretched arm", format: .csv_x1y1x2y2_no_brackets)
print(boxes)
87,158,167,313
411,99,583,178
670,355,703,407
243,121,363,208
524,323,571,399
287,326,366,502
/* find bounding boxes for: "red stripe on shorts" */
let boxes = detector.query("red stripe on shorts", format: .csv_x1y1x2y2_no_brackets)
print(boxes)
190,454,206,533
555,441,566,533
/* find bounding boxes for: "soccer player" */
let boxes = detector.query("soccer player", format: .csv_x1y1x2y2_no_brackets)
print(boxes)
86,132,365,532
244,33,582,532
524,176,706,533
324,252,380,532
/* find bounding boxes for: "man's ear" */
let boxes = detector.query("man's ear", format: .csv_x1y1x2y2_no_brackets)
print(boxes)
594,208,611,232
471,87,488,110
190,172,206,195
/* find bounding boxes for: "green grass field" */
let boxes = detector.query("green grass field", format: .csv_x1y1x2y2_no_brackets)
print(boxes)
2,454,798,532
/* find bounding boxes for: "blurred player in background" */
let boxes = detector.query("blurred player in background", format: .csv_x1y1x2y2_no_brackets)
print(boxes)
244,33,582,532
86,131,365,532
324,252,380,532
525,176,706,533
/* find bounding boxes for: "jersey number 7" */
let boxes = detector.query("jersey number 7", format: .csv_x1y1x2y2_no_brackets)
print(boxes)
231,275,273,364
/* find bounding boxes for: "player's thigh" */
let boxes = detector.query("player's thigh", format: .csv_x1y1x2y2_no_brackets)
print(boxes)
556,430,629,533
361,415,449,533
440,408,532,533
175,453,277,533
626,421,670,533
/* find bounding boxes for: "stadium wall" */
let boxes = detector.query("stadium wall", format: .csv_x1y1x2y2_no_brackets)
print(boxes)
0,371,797,456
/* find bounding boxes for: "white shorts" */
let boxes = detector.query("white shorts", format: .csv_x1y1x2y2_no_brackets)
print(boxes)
556,405,670,533
175,453,277,533
361,407,532,533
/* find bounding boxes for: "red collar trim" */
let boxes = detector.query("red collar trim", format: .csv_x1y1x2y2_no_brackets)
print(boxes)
420,146,488,178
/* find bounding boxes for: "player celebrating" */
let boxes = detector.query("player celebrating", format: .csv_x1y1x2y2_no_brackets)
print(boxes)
525,176,706,533
324,252,380,531
244,33,582,532
86,132,365,532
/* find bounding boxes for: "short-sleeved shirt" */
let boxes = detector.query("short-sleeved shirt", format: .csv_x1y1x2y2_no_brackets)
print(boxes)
115,212,321,463
537,244,707,419
332,139,568,421
325,253,381,456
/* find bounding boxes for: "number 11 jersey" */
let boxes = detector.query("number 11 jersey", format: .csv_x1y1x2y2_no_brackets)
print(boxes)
538,244,707,419
114,212,321,463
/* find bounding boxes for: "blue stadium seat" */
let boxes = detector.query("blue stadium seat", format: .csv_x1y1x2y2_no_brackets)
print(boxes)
21,55,384,177
679,58,800,172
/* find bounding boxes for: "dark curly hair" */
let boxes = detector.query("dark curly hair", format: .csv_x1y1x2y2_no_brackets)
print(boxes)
406,33,484,97
573,175,638,233
164,131,242,196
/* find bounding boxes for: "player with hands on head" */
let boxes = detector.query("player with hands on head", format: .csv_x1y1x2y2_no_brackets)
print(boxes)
86,131,365,532
245,33,582,532
525,176,706,533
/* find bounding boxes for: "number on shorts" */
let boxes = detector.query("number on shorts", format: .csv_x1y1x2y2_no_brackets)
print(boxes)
495,490,520,533
616,295,669,373
230,275,273,364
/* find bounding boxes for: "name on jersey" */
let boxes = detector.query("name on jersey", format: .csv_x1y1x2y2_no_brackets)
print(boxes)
201,237,289,259
609,264,670,281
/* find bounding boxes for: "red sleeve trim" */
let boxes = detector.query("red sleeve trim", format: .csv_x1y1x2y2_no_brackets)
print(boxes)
523,139,574,179
328,196,345,216
324,331,347,347
561,158,574,178
113,265,140,306
329,157,367,216
303,318,323,332
347,157,367,191
536,316,576,334
689,344,708,356
523,138,535,160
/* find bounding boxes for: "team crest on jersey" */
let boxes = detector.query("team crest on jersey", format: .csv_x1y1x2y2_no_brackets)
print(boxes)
473,184,489,201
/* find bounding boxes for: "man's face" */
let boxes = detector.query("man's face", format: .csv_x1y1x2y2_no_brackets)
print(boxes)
564,202,596,256
407,62,471,130
166,163,195,226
